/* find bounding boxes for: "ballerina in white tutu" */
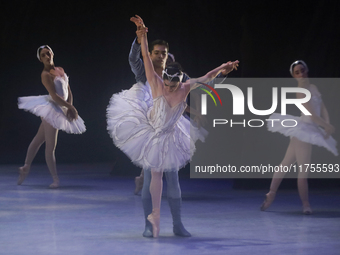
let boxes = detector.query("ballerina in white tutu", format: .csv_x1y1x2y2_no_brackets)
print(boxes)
261,60,338,214
18,45,86,188
107,15,238,237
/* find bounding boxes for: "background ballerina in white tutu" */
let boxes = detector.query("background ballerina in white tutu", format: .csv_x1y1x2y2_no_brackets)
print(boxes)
108,15,238,237
261,60,338,214
18,45,86,188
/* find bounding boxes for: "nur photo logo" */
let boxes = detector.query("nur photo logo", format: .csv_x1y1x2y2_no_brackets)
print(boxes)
197,80,312,128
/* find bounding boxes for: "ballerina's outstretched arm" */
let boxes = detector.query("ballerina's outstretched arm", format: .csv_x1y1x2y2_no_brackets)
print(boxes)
130,15,164,98
183,61,239,94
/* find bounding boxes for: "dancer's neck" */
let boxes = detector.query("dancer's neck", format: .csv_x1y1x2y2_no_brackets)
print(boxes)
297,78,310,88
43,63,55,72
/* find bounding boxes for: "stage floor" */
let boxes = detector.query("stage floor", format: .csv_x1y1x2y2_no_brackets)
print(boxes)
1,164,339,255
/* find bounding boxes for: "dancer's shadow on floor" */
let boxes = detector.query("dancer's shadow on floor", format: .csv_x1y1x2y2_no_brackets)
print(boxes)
264,210,340,218
304,211,340,218
28,184,95,191
145,236,274,250
182,195,234,202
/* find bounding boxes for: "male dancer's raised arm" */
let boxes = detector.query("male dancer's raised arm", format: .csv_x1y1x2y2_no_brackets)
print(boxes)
128,37,146,84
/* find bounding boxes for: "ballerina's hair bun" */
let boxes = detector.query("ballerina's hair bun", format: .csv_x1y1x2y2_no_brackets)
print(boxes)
37,45,54,60
167,53,175,63
290,60,308,76
162,62,183,82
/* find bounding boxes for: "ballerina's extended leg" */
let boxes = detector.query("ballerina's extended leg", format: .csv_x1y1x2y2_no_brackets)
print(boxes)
18,123,45,185
261,138,296,211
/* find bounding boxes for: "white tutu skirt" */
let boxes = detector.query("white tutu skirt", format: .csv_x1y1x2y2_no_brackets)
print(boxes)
18,95,86,134
107,82,207,171
268,113,338,156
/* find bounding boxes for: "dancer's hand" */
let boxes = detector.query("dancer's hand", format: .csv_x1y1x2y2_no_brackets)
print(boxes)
131,15,146,44
130,15,145,29
324,123,335,139
67,106,78,121
136,26,148,40
220,60,239,75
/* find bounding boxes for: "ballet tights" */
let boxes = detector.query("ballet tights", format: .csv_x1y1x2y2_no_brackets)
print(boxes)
20,118,59,187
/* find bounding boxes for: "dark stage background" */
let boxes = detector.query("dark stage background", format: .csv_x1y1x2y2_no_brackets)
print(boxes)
1,1,339,188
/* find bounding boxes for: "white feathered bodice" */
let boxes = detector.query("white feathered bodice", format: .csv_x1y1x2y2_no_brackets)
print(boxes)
53,73,69,101
148,96,187,134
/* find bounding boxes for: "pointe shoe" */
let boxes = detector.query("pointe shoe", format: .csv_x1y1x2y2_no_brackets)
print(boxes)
17,165,30,185
49,175,59,189
147,209,160,238
134,176,143,195
303,206,313,215
260,191,276,211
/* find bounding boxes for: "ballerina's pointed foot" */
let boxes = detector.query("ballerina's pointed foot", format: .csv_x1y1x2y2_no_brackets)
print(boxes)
260,191,276,211
303,206,313,215
147,209,160,238
49,181,59,189
49,176,59,189
134,176,143,195
18,165,30,185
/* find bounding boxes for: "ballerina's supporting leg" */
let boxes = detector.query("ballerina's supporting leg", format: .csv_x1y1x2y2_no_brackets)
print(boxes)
165,171,191,237
295,140,312,214
261,137,297,211
42,119,59,188
18,122,45,185
148,169,163,238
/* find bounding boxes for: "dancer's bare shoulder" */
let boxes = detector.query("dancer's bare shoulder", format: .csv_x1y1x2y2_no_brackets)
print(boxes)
50,67,65,77
41,70,53,81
